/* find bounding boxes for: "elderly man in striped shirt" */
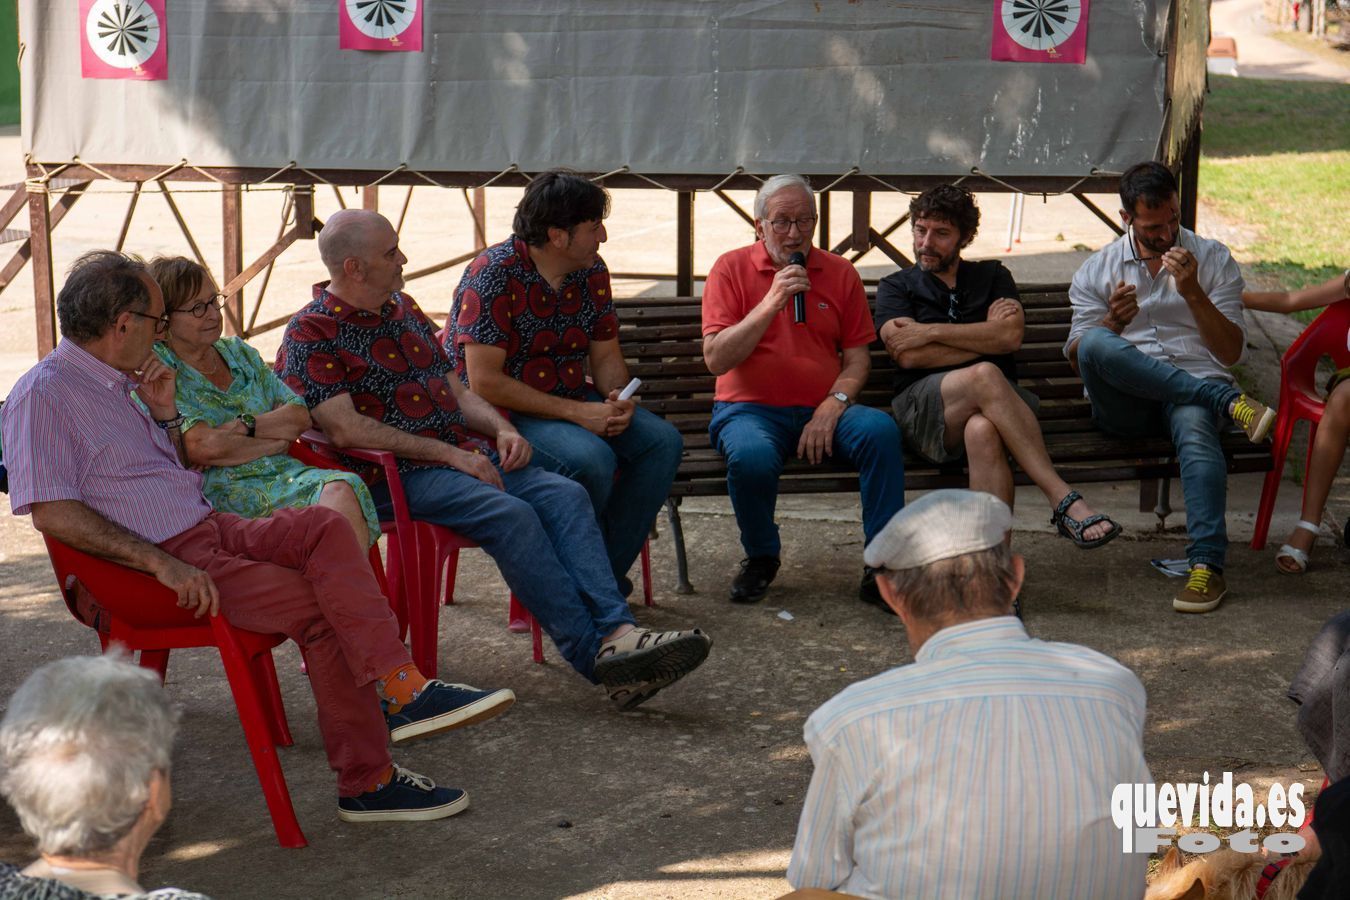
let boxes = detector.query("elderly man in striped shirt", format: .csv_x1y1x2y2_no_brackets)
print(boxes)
1,250,517,825
788,490,1151,899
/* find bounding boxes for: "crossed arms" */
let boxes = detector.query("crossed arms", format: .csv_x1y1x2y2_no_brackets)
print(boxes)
877,297,1024,369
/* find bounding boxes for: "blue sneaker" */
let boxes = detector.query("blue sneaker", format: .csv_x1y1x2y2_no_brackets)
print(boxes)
338,765,468,823
385,680,515,744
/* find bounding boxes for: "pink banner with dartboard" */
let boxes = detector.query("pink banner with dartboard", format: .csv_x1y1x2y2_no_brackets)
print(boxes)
80,0,167,80
991,0,1089,64
340,0,423,52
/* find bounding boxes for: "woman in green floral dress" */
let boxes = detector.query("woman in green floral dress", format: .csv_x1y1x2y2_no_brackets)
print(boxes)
148,257,379,547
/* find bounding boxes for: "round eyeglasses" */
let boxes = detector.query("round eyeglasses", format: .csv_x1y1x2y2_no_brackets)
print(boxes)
173,294,227,318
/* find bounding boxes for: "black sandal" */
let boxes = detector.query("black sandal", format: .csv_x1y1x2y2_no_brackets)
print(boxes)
1051,490,1122,549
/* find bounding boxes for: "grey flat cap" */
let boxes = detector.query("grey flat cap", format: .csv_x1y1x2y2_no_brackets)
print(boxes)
864,489,1012,570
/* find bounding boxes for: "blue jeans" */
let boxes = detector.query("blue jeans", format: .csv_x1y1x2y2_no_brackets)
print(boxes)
708,402,906,559
1076,328,1240,569
512,396,683,583
370,462,636,683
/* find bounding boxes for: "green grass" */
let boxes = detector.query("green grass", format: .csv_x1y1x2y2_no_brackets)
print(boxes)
1198,76,1349,300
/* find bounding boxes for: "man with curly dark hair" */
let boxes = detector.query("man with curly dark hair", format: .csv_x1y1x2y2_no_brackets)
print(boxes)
875,185,1120,552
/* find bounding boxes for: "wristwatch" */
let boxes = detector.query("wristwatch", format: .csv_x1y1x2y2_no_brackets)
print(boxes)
831,391,851,407
237,413,257,437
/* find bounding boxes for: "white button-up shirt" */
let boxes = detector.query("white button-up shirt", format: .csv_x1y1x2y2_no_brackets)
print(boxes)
1065,227,1245,382
788,617,1150,900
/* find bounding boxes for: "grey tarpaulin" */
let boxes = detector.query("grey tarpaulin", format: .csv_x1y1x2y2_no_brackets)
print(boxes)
22,1,1183,177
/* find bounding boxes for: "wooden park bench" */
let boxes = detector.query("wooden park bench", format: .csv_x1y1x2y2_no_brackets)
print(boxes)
614,283,1274,593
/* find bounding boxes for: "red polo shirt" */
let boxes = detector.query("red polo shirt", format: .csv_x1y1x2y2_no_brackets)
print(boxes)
702,242,874,407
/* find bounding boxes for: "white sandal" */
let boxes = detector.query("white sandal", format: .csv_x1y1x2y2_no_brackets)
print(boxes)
1276,519,1321,574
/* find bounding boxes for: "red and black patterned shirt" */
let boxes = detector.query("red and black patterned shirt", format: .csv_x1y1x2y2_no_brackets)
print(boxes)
277,283,492,478
447,235,620,400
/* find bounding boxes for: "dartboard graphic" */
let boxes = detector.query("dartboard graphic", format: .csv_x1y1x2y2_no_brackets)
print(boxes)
345,0,419,40
1000,0,1082,52
84,0,161,69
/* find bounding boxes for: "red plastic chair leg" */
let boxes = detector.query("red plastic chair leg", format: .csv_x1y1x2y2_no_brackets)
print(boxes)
408,525,441,679
138,649,170,682
440,545,460,607
254,652,294,748
640,540,654,607
508,594,531,634
526,605,544,664
1251,412,1298,550
212,626,306,848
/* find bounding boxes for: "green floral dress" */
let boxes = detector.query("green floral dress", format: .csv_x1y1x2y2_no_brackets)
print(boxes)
155,338,380,546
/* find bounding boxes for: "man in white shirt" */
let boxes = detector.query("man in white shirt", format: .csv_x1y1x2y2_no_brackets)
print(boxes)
787,490,1150,900
1065,161,1274,614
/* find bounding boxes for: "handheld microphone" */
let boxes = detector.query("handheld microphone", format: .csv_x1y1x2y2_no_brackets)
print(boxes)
790,251,806,325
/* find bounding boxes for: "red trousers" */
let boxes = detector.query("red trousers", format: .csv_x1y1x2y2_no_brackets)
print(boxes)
160,507,406,796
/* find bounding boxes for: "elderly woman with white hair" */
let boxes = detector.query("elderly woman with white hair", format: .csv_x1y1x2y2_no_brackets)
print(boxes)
0,654,210,900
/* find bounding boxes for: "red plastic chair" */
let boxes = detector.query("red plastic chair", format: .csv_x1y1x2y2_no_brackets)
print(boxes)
300,430,517,678
42,534,307,849
1251,298,1350,549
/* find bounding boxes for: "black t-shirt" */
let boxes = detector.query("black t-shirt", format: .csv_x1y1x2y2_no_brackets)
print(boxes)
873,259,1020,395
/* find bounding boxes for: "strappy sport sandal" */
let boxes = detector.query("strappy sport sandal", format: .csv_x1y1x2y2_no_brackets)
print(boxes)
1051,490,1122,549
1276,519,1321,574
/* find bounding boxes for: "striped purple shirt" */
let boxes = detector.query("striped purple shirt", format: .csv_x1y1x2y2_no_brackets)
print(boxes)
2,340,212,543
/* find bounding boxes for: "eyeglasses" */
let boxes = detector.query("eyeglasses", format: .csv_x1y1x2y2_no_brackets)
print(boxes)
126,309,171,334
173,294,226,318
947,292,961,323
766,216,817,235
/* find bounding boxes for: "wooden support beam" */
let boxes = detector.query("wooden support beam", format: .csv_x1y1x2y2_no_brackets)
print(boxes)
28,188,56,357
676,191,694,296
395,186,414,235
222,185,244,335
712,189,755,228
222,224,304,302
471,187,487,251
1072,192,1125,236
28,163,1123,196
293,186,316,239
0,183,88,296
362,185,379,212
0,185,29,231
850,191,871,253
403,247,483,283
819,191,830,249
114,183,143,252
247,191,294,333
865,228,913,269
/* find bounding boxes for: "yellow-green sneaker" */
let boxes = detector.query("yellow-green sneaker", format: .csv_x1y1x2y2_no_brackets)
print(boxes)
1229,394,1275,443
1173,565,1227,613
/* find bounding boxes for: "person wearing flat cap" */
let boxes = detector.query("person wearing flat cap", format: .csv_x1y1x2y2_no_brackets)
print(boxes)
787,490,1151,900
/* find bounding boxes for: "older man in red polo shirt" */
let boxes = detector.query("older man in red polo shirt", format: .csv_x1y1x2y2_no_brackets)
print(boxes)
702,174,906,607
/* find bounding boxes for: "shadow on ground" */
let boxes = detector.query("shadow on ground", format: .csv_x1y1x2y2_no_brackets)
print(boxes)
0,495,1345,898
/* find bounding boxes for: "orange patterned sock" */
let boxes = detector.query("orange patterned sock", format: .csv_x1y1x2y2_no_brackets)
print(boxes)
377,663,429,713
366,765,396,794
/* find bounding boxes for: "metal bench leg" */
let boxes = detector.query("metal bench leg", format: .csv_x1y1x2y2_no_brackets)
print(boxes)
666,498,694,594
1154,477,1173,529
1139,476,1173,530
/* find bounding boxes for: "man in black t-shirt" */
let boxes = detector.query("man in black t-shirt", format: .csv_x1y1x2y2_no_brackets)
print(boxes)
874,185,1120,549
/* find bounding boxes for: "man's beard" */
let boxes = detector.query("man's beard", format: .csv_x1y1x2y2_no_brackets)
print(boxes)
1132,227,1175,257
916,247,959,274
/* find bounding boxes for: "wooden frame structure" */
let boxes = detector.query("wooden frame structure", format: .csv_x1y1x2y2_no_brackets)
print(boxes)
12,164,1178,358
